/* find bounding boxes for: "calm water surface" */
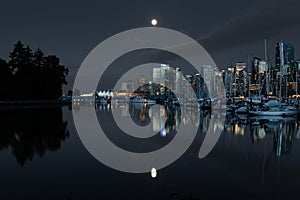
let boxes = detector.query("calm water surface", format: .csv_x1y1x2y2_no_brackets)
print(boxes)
1,104,300,200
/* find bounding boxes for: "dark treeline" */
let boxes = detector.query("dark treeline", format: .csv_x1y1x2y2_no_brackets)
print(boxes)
0,41,69,100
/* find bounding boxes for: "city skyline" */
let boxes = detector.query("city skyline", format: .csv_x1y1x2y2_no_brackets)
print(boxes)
1,0,300,92
104,40,300,99
1,1,300,200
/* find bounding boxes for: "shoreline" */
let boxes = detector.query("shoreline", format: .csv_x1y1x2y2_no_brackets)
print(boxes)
0,100,71,109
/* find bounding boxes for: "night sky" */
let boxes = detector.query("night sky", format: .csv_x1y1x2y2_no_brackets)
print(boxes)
1,0,300,90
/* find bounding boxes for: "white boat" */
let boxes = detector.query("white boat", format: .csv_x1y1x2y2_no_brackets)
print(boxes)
249,106,298,116
130,97,156,104
130,97,145,103
250,115,296,121
264,99,280,107
249,110,296,116
235,106,248,114
146,99,156,104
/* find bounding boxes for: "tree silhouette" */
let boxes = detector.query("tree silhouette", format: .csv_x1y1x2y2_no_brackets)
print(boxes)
8,41,27,73
0,58,12,97
0,41,69,100
33,48,45,68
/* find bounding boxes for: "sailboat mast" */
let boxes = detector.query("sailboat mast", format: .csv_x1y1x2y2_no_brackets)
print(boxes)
296,68,298,98
248,55,251,98
265,39,270,97
279,41,284,102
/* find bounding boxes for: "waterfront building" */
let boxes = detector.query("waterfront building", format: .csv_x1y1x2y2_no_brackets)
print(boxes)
120,80,134,96
221,69,234,97
235,62,247,97
202,65,214,98
275,41,295,71
152,64,174,94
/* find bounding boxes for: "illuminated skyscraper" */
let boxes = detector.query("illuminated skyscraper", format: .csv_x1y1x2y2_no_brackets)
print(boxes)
275,41,295,71
152,64,170,86
152,64,176,94
202,65,214,97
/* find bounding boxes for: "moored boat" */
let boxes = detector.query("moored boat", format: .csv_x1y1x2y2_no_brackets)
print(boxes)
249,106,298,116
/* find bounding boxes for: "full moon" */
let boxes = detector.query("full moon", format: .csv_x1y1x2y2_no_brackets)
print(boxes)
151,19,158,26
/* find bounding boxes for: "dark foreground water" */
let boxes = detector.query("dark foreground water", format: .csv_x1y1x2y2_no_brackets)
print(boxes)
1,104,300,200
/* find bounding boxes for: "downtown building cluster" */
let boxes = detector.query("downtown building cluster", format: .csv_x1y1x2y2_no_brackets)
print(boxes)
222,41,300,99
118,41,300,101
